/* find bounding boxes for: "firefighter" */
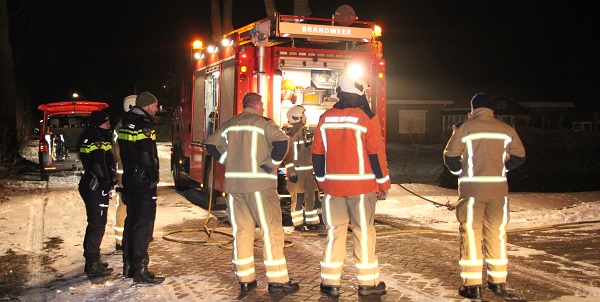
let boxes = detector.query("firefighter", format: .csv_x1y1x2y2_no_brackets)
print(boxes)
117,92,164,284
112,95,135,252
443,93,526,299
205,92,300,295
312,73,390,297
282,105,321,231
281,79,297,105
78,110,116,281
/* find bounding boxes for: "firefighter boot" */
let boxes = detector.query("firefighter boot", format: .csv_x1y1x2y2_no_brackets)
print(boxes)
240,280,258,293
268,280,300,294
459,285,482,299
320,284,340,297
123,261,134,278
85,257,113,279
133,259,164,284
358,281,387,296
488,283,508,295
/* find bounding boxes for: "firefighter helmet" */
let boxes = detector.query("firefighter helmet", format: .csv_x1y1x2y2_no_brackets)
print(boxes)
281,79,296,101
286,105,305,124
123,95,136,112
337,73,369,96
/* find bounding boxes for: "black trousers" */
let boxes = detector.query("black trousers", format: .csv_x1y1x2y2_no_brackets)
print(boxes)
122,176,157,264
78,179,109,259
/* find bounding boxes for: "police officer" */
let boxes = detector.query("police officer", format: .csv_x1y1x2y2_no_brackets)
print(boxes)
112,95,136,251
117,92,164,284
444,93,526,299
205,92,299,295
312,73,390,297
282,105,320,231
79,110,116,281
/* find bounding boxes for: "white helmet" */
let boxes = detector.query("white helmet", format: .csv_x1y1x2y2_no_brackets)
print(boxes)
337,73,369,96
286,105,305,124
123,95,136,112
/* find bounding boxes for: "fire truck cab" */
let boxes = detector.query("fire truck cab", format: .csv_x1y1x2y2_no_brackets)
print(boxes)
172,11,386,203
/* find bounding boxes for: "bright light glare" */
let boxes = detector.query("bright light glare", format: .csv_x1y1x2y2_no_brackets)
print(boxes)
207,45,218,53
221,38,233,47
347,64,363,78
192,40,203,50
374,25,382,37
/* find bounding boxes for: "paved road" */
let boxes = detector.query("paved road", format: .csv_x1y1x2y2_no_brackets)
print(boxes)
143,188,600,302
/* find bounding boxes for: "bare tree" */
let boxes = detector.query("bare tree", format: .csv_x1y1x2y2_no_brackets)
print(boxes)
293,0,311,16
0,0,21,173
263,0,276,18
209,0,223,42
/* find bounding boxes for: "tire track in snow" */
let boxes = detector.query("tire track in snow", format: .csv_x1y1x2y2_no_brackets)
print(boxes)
26,196,48,298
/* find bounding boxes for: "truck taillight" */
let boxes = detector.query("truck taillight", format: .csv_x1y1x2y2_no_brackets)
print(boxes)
39,141,49,153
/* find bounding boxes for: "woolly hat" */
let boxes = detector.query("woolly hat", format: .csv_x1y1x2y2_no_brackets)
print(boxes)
89,110,109,127
471,93,496,111
136,92,158,108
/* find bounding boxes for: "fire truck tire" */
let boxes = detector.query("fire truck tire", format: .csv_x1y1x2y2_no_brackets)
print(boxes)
172,152,188,191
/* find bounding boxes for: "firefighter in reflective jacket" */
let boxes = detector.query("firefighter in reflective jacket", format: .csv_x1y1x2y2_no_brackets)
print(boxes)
79,110,115,280
282,105,320,231
443,93,526,300
111,95,136,251
205,92,299,295
312,73,390,297
117,92,164,284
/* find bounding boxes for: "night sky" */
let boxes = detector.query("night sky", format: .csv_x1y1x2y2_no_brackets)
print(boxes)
7,0,598,115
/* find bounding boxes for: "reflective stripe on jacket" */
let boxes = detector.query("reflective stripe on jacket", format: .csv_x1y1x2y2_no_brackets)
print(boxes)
205,107,289,193
312,106,390,196
443,108,526,197
117,107,159,182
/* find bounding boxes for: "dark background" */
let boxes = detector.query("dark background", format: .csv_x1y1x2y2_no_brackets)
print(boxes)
7,0,599,120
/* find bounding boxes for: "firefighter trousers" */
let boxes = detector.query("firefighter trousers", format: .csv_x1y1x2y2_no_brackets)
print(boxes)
78,179,110,259
122,177,157,265
287,170,319,227
320,192,380,287
227,190,290,284
114,188,127,246
456,196,510,286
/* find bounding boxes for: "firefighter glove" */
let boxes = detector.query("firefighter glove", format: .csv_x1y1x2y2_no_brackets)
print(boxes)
289,173,298,183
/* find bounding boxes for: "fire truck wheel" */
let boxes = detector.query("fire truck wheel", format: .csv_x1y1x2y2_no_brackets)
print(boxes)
172,153,188,191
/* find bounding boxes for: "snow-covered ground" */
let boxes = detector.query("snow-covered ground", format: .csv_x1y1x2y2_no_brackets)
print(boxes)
1,142,599,301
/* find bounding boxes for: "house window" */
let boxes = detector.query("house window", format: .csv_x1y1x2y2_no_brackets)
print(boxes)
497,100,507,109
573,121,592,131
442,114,468,132
399,110,426,134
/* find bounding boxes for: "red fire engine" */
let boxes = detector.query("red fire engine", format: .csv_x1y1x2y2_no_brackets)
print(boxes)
171,10,386,204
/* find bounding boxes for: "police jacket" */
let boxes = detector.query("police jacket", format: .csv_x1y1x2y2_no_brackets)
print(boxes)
205,107,289,193
282,123,313,175
443,107,526,198
79,126,116,191
117,107,159,183
312,96,391,196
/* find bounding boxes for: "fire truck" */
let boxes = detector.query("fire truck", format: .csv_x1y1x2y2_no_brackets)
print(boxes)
171,9,386,204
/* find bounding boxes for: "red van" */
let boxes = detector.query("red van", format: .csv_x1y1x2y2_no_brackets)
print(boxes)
38,101,109,180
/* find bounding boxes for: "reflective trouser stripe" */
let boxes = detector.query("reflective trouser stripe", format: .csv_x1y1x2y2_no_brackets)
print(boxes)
456,195,509,286
287,169,318,226
320,192,379,286
114,190,127,245
228,191,290,283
